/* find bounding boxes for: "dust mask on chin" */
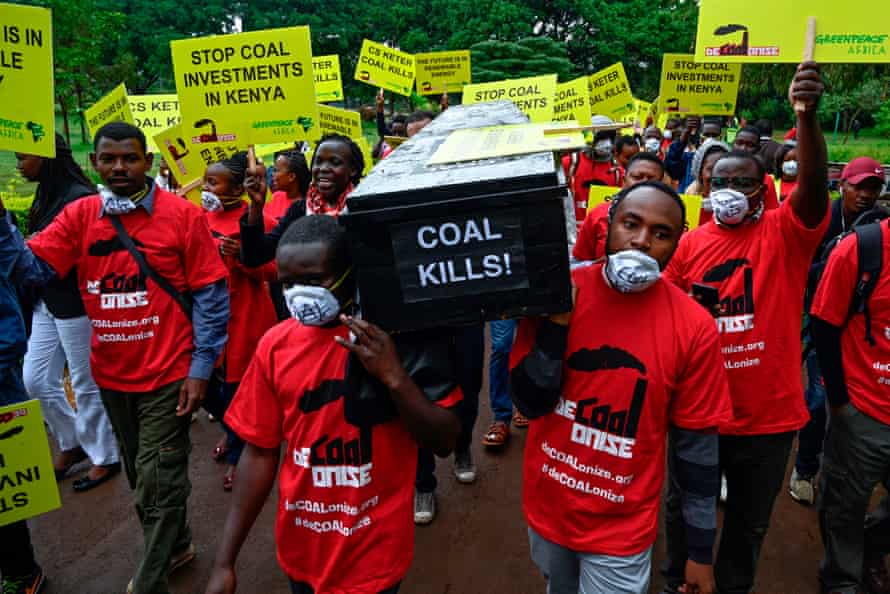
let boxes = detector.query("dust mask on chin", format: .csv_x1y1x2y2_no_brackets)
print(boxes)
604,249,661,293
201,191,223,212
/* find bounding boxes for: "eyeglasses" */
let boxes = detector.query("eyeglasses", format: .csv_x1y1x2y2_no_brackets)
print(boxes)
710,176,761,192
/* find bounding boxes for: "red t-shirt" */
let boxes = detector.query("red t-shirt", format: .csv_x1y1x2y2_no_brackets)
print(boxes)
810,221,890,426
225,321,462,593
510,264,732,556
205,204,278,383
699,173,780,226
665,198,829,435
28,189,227,392
573,201,611,261
266,190,297,222
561,153,622,226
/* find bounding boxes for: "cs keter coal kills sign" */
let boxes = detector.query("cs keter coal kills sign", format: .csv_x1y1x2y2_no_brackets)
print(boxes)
391,211,529,303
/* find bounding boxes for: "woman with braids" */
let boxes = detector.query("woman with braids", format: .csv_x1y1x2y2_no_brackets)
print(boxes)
202,151,278,491
16,133,121,492
240,134,365,268
265,150,311,222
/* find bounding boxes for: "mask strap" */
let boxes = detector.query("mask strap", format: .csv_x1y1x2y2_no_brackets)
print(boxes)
329,267,354,310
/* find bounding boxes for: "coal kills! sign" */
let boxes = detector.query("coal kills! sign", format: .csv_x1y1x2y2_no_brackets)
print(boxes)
392,211,529,303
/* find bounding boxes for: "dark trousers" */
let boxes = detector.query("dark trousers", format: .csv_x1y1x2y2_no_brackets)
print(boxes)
416,324,484,493
663,431,794,594
100,380,192,594
0,366,38,579
290,580,400,594
819,404,890,594
796,349,828,477
204,374,244,466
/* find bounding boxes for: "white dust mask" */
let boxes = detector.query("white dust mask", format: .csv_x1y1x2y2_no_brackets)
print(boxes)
283,268,352,326
604,249,661,293
201,191,223,212
710,188,751,226
644,138,661,153
782,160,799,177
100,188,137,215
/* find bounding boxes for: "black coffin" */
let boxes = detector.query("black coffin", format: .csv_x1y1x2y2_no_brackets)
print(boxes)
340,102,571,332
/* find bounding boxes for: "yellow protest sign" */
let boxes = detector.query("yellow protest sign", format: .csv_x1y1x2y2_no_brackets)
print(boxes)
0,3,54,157
553,77,590,123
318,104,363,140
255,141,298,161
171,26,320,146
153,124,239,193
588,186,702,230
414,50,471,95
312,55,343,102
84,84,135,140
129,94,180,153
355,136,374,176
695,0,890,63
657,54,741,116
587,63,635,120
354,40,415,96
463,74,558,123
0,399,60,526
427,122,585,165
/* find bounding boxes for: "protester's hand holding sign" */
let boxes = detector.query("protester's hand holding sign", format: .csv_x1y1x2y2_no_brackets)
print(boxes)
244,159,268,226
787,61,828,229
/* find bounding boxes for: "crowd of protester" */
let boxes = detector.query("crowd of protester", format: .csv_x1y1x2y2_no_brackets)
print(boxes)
0,60,889,594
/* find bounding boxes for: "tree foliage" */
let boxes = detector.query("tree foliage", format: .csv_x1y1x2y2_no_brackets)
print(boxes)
471,37,577,83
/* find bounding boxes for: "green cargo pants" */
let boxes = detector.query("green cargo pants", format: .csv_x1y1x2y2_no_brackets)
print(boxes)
101,380,192,594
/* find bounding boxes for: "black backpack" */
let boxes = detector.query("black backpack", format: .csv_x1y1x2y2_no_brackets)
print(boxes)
807,206,890,348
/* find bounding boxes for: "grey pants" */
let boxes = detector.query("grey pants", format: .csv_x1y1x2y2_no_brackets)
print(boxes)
819,403,890,594
529,527,652,594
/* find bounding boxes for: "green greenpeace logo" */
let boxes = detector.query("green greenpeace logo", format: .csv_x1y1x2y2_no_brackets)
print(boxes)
816,34,888,57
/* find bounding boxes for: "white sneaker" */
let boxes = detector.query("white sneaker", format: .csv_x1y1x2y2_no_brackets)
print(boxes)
453,450,477,484
719,474,728,504
789,468,816,505
413,490,436,525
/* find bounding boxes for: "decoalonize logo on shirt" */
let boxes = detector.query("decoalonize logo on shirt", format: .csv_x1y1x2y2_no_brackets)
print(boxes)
291,380,373,489
703,258,755,334
555,346,647,460
86,236,150,310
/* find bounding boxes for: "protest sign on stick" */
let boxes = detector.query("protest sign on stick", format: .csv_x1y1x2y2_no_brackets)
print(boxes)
587,63,635,120
588,186,702,230
415,51,471,95
657,54,741,116
695,0,889,63
129,94,180,153
154,124,239,205
171,26,320,146
354,40,415,96
0,3,55,157
312,55,343,102
84,84,135,140
428,123,585,165
318,104,363,140
0,400,61,526
463,75,558,123
553,76,590,123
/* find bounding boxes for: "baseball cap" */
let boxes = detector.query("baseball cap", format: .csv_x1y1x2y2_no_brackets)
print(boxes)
842,157,885,185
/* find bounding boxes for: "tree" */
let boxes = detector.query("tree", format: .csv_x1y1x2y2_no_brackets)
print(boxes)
471,37,577,83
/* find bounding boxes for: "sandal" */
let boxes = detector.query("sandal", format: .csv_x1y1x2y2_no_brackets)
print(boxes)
482,422,510,448
54,447,88,480
211,445,229,462
513,412,529,428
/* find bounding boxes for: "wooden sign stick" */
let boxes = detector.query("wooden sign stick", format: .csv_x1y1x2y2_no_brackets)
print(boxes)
543,122,628,135
794,17,817,115
247,144,257,170
176,177,202,196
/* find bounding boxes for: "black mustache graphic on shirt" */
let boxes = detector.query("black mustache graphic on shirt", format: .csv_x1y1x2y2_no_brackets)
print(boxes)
299,380,348,414
567,346,647,375
88,236,146,257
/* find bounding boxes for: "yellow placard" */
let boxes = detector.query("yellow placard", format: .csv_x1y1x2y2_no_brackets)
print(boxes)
129,94,180,153
553,76,590,123
255,141,298,161
318,104,363,140
588,186,703,230
153,124,239,192
427,122,586,166
657,54,741,116
414,50,471,95
0,400,61,526
312,54,343,102
354,39,415,96
84,84,135,140
0,4,54,157
462,74,558,123
171,26,320,146
355,136,374,176
587,63,635,120
695,0,890,63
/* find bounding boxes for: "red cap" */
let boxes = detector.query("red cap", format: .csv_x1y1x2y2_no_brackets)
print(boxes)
841,157,885,185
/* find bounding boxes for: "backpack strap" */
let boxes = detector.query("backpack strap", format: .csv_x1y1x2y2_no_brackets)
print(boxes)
108,215,194,320
852,221,883,346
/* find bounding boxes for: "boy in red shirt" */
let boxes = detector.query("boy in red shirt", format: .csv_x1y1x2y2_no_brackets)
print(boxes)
205,215,462,594
202,152,279,490
511,181,732,594
811,219,890,594
661,62,829,593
